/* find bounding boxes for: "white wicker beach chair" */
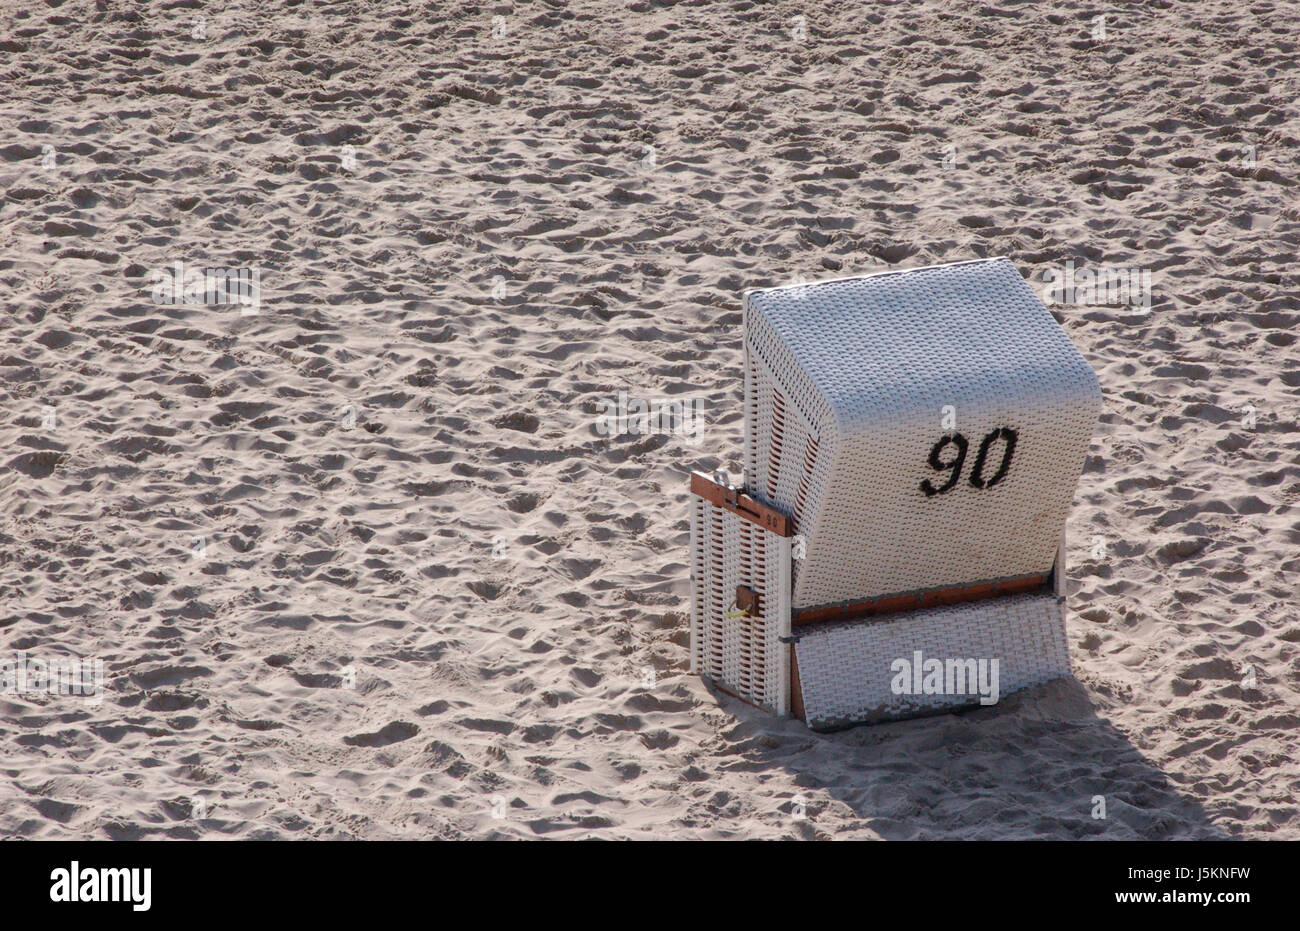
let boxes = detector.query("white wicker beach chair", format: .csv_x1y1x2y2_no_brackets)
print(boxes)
690,258,1101,729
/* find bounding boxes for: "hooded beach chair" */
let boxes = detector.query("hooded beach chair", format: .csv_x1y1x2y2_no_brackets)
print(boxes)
689,258,1101,730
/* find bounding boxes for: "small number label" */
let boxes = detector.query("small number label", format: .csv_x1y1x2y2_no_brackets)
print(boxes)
921,428,1018,497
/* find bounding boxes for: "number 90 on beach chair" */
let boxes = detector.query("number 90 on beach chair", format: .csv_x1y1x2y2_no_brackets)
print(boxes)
689,258,1102,730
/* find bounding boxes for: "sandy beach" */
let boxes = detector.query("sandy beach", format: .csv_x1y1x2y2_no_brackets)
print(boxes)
1,0,1297,839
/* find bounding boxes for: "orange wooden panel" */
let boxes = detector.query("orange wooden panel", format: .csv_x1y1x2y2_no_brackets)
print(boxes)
690,471,792,537
791,573,1050,627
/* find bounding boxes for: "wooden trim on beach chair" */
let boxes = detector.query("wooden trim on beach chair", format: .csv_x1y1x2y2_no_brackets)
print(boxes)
790,572,1052,628
689,471,792,537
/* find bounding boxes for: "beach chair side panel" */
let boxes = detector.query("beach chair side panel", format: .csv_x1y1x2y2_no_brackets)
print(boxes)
690,477,792,715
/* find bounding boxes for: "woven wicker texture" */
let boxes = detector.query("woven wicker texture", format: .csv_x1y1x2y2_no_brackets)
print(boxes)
743,258,1100,610
794,591,1070,730
690,488,791,714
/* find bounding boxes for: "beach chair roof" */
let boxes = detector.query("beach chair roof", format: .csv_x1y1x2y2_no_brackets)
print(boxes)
742,257,1101,610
